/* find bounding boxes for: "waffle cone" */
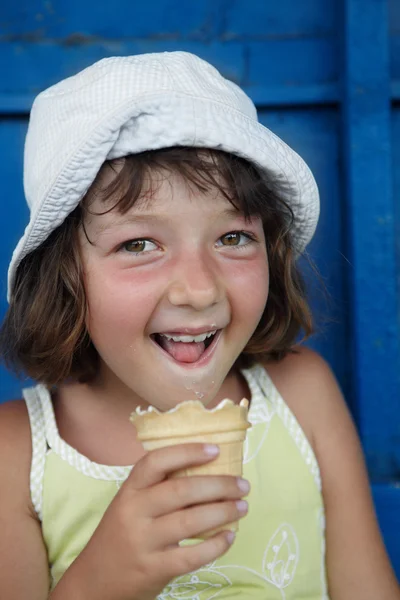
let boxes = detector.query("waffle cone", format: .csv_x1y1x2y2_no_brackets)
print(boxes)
130,398,250,539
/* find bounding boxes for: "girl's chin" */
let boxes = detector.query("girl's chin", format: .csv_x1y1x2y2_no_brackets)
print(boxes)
128,370,223,411
150,381,219,409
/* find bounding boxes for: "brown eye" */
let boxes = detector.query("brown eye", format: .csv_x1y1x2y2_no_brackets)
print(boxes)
217,231,256,250
221,232,241,246
122,239,157,253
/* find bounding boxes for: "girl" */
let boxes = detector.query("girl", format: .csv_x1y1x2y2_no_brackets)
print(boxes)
0,51,398,600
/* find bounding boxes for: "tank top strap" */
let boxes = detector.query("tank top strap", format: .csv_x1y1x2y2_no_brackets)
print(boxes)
23,384,52,521
242,363,322,491
25,384,133,482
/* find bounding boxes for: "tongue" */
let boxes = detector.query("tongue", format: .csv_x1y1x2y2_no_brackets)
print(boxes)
159,337,206,363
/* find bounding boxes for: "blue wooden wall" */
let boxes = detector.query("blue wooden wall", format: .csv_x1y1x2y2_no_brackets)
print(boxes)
0,0,399,578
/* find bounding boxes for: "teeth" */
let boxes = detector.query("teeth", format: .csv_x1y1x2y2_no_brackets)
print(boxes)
160,330,217,343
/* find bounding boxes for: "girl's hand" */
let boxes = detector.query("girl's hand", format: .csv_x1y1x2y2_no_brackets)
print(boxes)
53,443,249,600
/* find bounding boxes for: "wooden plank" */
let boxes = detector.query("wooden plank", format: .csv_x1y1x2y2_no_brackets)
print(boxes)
0,119,29,399
0,37,338,108
211,0,337,38
342,0,400,479
0,41,245,95
247,39,337,88
391,81,400,100
389,0,400,34
0,0,337,40
0,0,220,40
0,94,35,114
245,83,338,106
389,36,400,81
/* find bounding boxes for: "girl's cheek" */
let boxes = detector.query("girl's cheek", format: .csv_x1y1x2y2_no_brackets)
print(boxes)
228,255,269,288
85,268,164,325
241,258,269,303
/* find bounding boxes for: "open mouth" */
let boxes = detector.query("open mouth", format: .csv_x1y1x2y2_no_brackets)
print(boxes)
151,330,220,364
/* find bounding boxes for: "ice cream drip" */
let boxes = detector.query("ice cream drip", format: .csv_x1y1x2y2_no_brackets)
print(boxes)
183,375,216,402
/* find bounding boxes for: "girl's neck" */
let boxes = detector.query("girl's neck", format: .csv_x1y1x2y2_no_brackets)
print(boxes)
60,364,250,414
52,368,250,466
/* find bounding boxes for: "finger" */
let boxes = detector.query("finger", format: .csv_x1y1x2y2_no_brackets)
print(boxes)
143,475,250,518
163,530,237,578
128,443,220,490
153,500,248,547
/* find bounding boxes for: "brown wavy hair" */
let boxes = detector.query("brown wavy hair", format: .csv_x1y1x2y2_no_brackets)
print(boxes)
0,147,313,385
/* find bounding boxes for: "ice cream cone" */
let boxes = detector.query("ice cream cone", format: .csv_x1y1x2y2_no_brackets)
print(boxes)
130,398,250,539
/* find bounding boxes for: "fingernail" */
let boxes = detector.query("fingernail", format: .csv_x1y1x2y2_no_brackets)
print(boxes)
236,500,248,514
203,444,219,456
226,531,236,544
237,478,250,494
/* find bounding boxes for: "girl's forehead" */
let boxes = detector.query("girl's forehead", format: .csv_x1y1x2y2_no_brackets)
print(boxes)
84,161,232,216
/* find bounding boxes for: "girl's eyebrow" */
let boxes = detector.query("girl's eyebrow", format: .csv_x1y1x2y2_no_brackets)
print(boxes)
95,213,167,234
95,207,243,235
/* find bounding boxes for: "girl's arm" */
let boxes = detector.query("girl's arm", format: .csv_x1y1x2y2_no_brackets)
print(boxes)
0,400,50,599
309,351,399,598
267,347,400,599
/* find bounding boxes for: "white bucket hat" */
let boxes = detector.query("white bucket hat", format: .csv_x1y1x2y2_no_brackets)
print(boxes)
7,51,319,299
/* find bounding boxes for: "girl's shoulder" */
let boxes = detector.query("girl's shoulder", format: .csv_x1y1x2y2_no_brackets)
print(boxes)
0,399,34,510
263,345,340,452
264,344,337,399
0,398,32,454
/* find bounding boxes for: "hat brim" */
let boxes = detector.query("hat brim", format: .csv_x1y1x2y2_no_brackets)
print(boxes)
8,92,319,299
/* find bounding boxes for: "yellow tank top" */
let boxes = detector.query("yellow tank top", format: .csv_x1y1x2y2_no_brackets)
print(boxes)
24,364,329,599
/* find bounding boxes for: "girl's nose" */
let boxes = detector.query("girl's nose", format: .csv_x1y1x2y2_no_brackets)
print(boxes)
167,253,222,311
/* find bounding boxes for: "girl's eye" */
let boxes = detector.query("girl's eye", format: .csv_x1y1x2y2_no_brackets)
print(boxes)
120,239,158,254
218,231,255,247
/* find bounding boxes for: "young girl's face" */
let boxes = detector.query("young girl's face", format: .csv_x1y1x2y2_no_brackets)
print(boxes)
79,165,269,410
